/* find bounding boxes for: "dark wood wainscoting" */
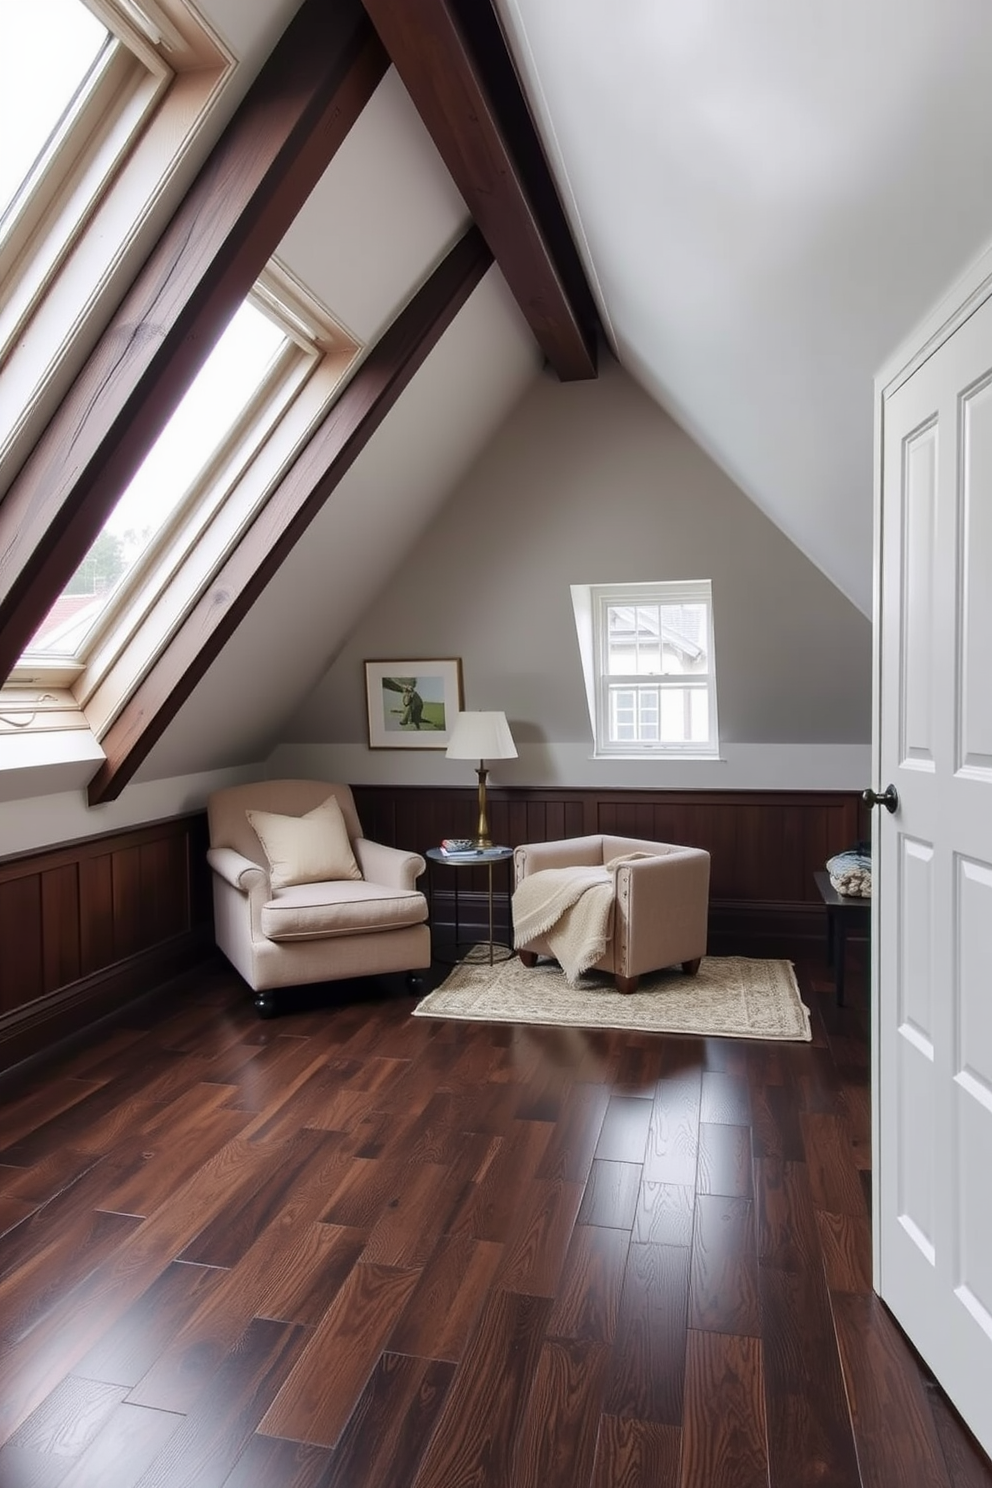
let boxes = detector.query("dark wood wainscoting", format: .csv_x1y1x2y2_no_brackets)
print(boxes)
0,813,212,1071
353,785,870,955
0,787,869,1071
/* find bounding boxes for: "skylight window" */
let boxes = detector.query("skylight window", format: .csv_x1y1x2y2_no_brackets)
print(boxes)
25,300,290,660
0,0,232,483
0,0,111,241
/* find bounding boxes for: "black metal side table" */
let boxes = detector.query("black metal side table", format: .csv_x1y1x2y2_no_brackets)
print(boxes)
425,846,515,966
814,869,871,1006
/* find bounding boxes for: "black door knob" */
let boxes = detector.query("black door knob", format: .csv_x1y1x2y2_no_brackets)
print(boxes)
862,784,899,814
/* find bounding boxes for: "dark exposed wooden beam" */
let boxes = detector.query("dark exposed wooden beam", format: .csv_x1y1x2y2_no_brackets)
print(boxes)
87,227,494,804
0,0,388,685
361,0,599,382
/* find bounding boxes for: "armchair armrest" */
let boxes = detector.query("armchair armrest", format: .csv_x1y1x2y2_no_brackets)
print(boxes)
615,847,710,975
354,838,426,891
618,846,710,912
207,846,268,893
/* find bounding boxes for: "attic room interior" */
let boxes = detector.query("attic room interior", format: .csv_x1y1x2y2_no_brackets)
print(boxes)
2,0,992,1484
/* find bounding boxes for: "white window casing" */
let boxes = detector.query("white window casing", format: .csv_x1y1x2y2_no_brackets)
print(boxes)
0,0,234,487
572,579,720,759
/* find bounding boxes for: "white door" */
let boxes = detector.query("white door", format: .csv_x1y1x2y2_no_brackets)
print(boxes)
875,280,992,1458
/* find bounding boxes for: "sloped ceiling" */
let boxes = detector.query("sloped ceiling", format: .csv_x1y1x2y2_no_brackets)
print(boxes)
137,264,538,781
143,0,992,780
15,0,992,798
134,50,541,782
495,0,992,614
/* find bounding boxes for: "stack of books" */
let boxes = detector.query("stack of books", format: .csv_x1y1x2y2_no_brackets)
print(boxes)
439,838,480,858
438,839,508,859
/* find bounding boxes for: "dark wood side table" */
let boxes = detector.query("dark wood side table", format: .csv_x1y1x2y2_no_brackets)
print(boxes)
814,869,871,1006
425,847,515,966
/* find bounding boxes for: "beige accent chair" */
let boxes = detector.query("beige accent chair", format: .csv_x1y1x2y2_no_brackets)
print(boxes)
513,833,711,994
207,780,430,1017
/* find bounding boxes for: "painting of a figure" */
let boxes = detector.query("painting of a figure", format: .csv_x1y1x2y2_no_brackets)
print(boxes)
365,659,463,749
381,675,446,733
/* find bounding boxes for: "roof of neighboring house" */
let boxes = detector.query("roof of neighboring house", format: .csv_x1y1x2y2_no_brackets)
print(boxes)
27,593,102,653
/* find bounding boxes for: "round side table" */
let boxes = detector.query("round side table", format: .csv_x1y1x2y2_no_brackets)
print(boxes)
425,846,515,965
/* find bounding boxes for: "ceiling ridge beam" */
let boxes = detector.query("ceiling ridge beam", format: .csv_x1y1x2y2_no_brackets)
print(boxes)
0,0,389,684
362,0,599,382
87,225,494,804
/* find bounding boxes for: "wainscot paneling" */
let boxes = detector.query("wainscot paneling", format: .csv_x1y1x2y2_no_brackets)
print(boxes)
0,813,212,1071
0,788,868,1072
353,784,870,955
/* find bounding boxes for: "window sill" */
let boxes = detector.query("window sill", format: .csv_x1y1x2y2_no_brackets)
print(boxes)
592,753,726,763
0,720,103,803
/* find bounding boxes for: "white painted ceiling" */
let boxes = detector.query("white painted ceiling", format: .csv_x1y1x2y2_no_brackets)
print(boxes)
191,0,300,72
495,0,992,613
57,0,992,787
143,0,992,778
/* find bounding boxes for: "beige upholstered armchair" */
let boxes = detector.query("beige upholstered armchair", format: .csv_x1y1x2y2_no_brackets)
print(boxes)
513,833,711,994
207,780,430,1017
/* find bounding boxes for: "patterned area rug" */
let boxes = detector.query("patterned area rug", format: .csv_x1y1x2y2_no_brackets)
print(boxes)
415,954,811,1041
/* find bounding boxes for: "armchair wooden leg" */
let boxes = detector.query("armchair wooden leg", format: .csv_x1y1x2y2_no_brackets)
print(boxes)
682,958,702,976
614,974,638,995
519,950,538,968
254,990,278,1018
406,971,425,996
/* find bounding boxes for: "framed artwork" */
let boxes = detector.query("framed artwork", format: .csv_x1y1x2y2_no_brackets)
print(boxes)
364,658,464,749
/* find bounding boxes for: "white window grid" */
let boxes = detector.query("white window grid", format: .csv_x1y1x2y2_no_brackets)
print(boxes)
592,581,719,756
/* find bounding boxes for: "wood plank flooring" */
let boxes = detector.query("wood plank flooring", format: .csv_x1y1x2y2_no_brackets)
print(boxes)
0,952,989,1488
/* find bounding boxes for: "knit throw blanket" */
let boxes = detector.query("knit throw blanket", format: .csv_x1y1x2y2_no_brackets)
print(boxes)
512,853,654,986
826,848,872,898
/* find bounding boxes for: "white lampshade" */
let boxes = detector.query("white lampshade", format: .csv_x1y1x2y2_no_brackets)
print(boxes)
445,710,517,761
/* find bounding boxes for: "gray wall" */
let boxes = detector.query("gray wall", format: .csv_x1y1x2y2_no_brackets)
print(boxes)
280,355,871,788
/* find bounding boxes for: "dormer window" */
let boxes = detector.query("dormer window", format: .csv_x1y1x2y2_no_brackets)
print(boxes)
572,580,720,758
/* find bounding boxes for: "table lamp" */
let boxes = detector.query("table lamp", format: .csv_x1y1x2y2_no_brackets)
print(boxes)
445,711,517,849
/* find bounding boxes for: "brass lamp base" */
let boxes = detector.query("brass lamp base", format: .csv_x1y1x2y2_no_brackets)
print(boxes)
474,764,492,849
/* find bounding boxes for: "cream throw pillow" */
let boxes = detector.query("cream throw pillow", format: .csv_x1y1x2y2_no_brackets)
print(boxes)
246,795,362,890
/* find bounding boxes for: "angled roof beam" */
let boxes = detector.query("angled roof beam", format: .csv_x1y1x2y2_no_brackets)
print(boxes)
362,0,599,382
0,0,388,685
87,226,494,804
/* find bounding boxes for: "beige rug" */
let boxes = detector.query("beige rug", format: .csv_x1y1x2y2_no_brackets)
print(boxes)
415,953,811,1041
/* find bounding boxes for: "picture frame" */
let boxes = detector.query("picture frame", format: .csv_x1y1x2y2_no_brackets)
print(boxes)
364,658,464,749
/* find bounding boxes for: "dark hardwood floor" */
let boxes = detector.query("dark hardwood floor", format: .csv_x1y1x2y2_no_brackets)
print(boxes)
0,948,989,1488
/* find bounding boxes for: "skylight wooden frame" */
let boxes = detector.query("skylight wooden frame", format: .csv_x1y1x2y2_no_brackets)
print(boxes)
8,269,359,700
87,225,494,803
76,270,360,726
0,0,389,689
1,30,127,261
0,0,233,494
13,307,312,670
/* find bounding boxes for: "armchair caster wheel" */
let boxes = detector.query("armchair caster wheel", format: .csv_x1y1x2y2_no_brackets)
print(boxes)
254,991,278,1019
406,972,425,997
